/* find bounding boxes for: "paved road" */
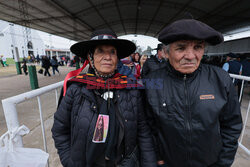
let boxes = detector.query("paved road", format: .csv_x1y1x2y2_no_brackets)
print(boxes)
0,65,249,167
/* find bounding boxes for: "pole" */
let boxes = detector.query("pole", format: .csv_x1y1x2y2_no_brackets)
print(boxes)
28,65,39,89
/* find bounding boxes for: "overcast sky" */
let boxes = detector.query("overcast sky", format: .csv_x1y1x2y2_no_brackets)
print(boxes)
37,30,160,51
37,28,250,50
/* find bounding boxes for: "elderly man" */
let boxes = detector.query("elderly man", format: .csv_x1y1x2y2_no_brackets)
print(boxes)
141,43,167,77
144,19,242,167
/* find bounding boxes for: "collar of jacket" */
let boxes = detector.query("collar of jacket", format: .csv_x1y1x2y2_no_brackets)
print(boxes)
80,85,97,103
166,61,201,79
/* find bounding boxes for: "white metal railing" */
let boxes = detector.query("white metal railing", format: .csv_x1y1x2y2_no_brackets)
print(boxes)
229,73,250,156
1,81,63,167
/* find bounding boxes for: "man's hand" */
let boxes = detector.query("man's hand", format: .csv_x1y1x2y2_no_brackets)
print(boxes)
157,160,167,166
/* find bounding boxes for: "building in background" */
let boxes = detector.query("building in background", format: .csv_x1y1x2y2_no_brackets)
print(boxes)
45,48,71,59
0,20,45,59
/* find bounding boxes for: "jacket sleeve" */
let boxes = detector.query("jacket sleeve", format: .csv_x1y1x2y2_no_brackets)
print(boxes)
213,76,243,167
51,84,79,167
143,92,165,162
136,91,157,167
141,60,150,78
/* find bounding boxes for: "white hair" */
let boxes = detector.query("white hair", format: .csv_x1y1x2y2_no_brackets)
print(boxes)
162,44,170,54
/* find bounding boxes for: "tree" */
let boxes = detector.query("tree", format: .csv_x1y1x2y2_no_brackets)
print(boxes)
131,40,143,54
142,46,153,55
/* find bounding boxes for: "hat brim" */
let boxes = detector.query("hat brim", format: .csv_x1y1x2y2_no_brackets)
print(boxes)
70,39,136,59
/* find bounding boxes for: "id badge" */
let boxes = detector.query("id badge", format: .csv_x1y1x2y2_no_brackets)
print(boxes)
92,114,109,143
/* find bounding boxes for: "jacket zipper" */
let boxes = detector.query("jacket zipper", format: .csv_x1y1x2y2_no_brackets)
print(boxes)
184,74,192,166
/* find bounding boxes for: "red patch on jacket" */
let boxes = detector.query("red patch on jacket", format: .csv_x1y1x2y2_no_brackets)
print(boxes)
200,94,215,100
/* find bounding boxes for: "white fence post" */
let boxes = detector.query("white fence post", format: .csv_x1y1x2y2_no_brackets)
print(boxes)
2,100,23,147
1,81,63,149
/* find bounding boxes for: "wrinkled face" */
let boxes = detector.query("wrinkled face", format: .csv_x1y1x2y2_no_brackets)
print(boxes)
157,50,165,59
92,45,118,75
167,40,205,74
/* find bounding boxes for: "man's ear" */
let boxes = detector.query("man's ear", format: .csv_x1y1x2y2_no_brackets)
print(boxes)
165,52,169,59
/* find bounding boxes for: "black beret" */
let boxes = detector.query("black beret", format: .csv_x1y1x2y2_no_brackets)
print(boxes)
158,19,224,45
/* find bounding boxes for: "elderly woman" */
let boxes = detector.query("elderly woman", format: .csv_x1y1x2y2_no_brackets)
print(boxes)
52,29,156,167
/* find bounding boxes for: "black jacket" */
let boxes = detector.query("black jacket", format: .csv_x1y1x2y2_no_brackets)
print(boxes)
41,57,51,69
227,60,242,75
141,56,167,78
52,82,156,167
144,63,242,167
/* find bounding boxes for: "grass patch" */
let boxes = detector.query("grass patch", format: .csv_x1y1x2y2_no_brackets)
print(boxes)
6,58,15,64
5,58,26,65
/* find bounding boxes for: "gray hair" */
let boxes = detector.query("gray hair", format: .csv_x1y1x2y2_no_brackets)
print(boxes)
162,44,170,54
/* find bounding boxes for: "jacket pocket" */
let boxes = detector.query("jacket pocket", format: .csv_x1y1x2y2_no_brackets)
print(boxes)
160,102,176,120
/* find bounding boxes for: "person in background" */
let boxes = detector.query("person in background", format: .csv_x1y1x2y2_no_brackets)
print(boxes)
222,53,242,98
65,56,70,66
50,56,60,75
222,53,242,75
28,54,32,63
144,19,242,167
41,56,51,77
117,60,136,79
141,43,167,78
52,28,156,167
31,55,36,63
21,61,28,75
0,55,4,67
239,53,250,77
121,54,140,78
36,54,40,64
1,55,8,67
132,52,141,78
238,53,250,101
61,56,66,66
140,55,148,73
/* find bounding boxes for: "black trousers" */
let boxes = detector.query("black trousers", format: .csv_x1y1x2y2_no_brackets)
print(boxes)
44,68,51,76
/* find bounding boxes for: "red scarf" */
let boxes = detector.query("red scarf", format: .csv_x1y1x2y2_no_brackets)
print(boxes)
63,60,142,96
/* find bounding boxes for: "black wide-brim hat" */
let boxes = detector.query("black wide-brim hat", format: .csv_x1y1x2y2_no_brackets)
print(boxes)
158,19,224,45
70,29,136,59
